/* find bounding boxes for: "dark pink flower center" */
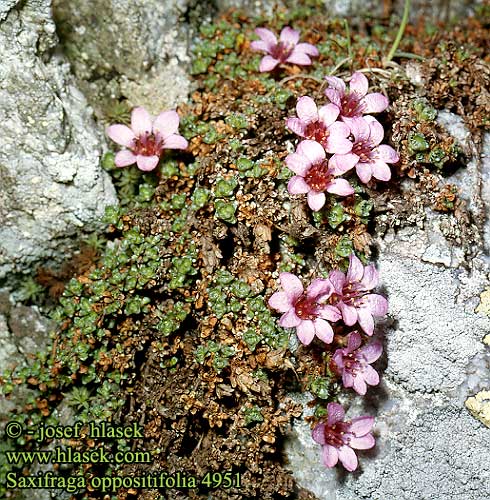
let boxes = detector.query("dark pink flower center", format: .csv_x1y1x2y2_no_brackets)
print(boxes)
352,140,374,163
344,352,364,376
341,282,365,306
340,92,365,118
271,41,294,62
132,132,164,157
324,422,352,447
304,122,330,148
294,294,318,320
305,160,333,192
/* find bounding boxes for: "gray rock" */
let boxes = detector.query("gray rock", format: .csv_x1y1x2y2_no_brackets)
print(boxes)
0,291,55,370
323,0,483,21
481,133,490,257
8,304,55,358
52,0,196,116
0,0,118,281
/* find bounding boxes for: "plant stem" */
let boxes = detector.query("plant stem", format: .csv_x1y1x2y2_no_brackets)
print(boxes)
384,0,411,65
343,19,353,61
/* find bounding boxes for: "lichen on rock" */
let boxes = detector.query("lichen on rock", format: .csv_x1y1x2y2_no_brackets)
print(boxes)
466,390,490,428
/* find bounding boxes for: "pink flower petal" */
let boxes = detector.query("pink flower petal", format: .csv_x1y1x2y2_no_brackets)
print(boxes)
306,278,333,299
350,416,375,435
268,291,293,313
338,445,358,471
297,140,325,164
322,444,339,468
279,309,301,328
356,163,373,184
153,110,180,138
313,318,334,343
328,270,346,293
329,153,359,174
324,135,353,155
349,72,369,97
312,423,326,445
259,55,280,72
328,120,351,138
318,304,341,322
362,92,389,113
349,434,375,450
288,175,310,195
357,307,374,335
353,375,368,395
296,96,318,124
255,27,277,48
296,319,315,345
318,103,340,127
114,149,136,167
295,42,319,56
285,152,310,176
131,107,153,136
365,294,388,316
325,76,346,94
361,264,378,289
332,350,344,369
368,118,384,146
371,160,392,181
349,117,370,143
327,402,345,425
343,370,354,388
250,40,268,52
279,272,304,299
164,134,188,150
286,50,312,66
347,331,362,352
286,117,306,137
307,191,326,211
347,254,364,282
106,124,136,148
280,26,300,45
325,88,341,107
327,179,354,196
377,144,399,163
339,302,358,326
363,364,380,385
360,341,383,363
136,155,160,171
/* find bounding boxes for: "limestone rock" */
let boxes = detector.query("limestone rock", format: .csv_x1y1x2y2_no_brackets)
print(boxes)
52,0,196,116
323,0,482,21
0,0,117,281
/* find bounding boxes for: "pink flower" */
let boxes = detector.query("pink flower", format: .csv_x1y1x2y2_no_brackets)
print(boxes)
324,72,389,121
268,272,341,345
312,402,375,471
328,254,388,336
251,26,319,72
332,331,383,395
106,107,188,172
330,117,399,183
286,97,352,154
286,140,354,211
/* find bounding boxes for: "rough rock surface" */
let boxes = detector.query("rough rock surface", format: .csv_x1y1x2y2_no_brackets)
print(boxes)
323,0,483,20
52,0,200,116
0,0,117,281
0,289,55,370
286,124,490,498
